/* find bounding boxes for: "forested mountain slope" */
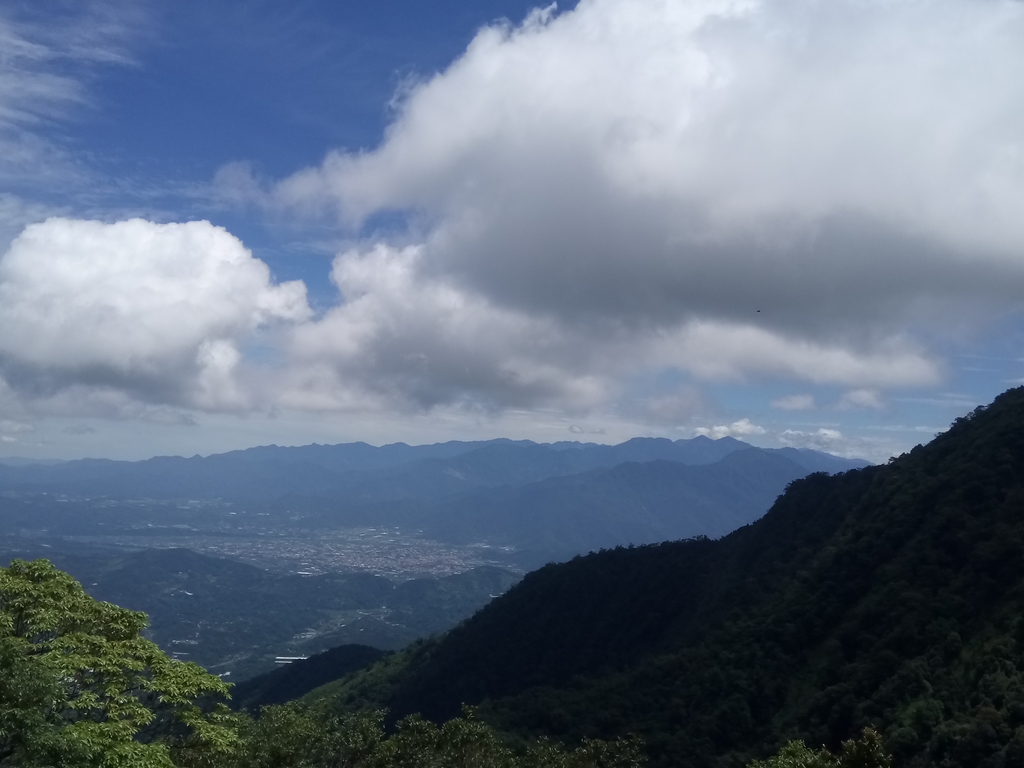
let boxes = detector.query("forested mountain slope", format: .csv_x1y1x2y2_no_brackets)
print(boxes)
231,643,390,711
312,387,1024,768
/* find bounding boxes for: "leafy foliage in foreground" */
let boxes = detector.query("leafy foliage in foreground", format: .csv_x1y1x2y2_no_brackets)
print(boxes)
748,729,890,768
313,387,1024,768
1,559,642,767
214,704,642,768
0,558,234,767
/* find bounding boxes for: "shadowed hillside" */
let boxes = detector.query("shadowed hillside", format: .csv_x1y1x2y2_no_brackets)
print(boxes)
309,387,1024,768
231,643,390,711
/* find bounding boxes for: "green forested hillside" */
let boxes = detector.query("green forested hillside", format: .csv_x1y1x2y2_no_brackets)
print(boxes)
311,387,1024,768
230,643,390,711
0,558,642,768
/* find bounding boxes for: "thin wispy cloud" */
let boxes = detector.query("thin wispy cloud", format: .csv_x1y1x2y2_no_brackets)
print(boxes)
0,3,139,181
838,389,885,410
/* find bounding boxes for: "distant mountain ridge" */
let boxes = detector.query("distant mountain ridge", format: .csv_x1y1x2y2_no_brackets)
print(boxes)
0,435,867,503
418,449,815,556
0,456,67,467
0,435,869,565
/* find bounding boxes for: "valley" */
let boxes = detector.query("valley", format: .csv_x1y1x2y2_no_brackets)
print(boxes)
0,436,866,682
46,526,513,578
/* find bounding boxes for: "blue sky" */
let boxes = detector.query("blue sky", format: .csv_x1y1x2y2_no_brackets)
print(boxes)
1,0,1023,462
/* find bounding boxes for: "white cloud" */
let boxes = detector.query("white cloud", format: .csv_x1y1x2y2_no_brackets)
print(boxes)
649,323,939,387
780,426,843,448
217,0,1024,414
0,218,310,414
212,162,271,210
282,243,612,412
695,417,766,440
272,0,1024,327
839,388,885,410
771,394,815,411
0,194,63,252
271,243,939,418
6,0,1022,445
0,220,943,429
776,425,896,461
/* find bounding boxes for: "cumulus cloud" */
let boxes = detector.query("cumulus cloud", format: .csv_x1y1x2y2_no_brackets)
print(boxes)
0,218,310,414
695,417,766,440
9,0,1023,437
220,0,1024,413
265,240,942,417
277,0,1024,318
269,241,942,417
282,244,611,412
0,194,63,253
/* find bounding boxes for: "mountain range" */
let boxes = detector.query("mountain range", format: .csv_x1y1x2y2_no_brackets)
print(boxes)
293,387,1024,768
0,436,867,564
0,436,864,504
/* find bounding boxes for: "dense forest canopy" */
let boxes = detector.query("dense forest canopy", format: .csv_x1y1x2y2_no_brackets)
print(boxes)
309,387,1024,768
